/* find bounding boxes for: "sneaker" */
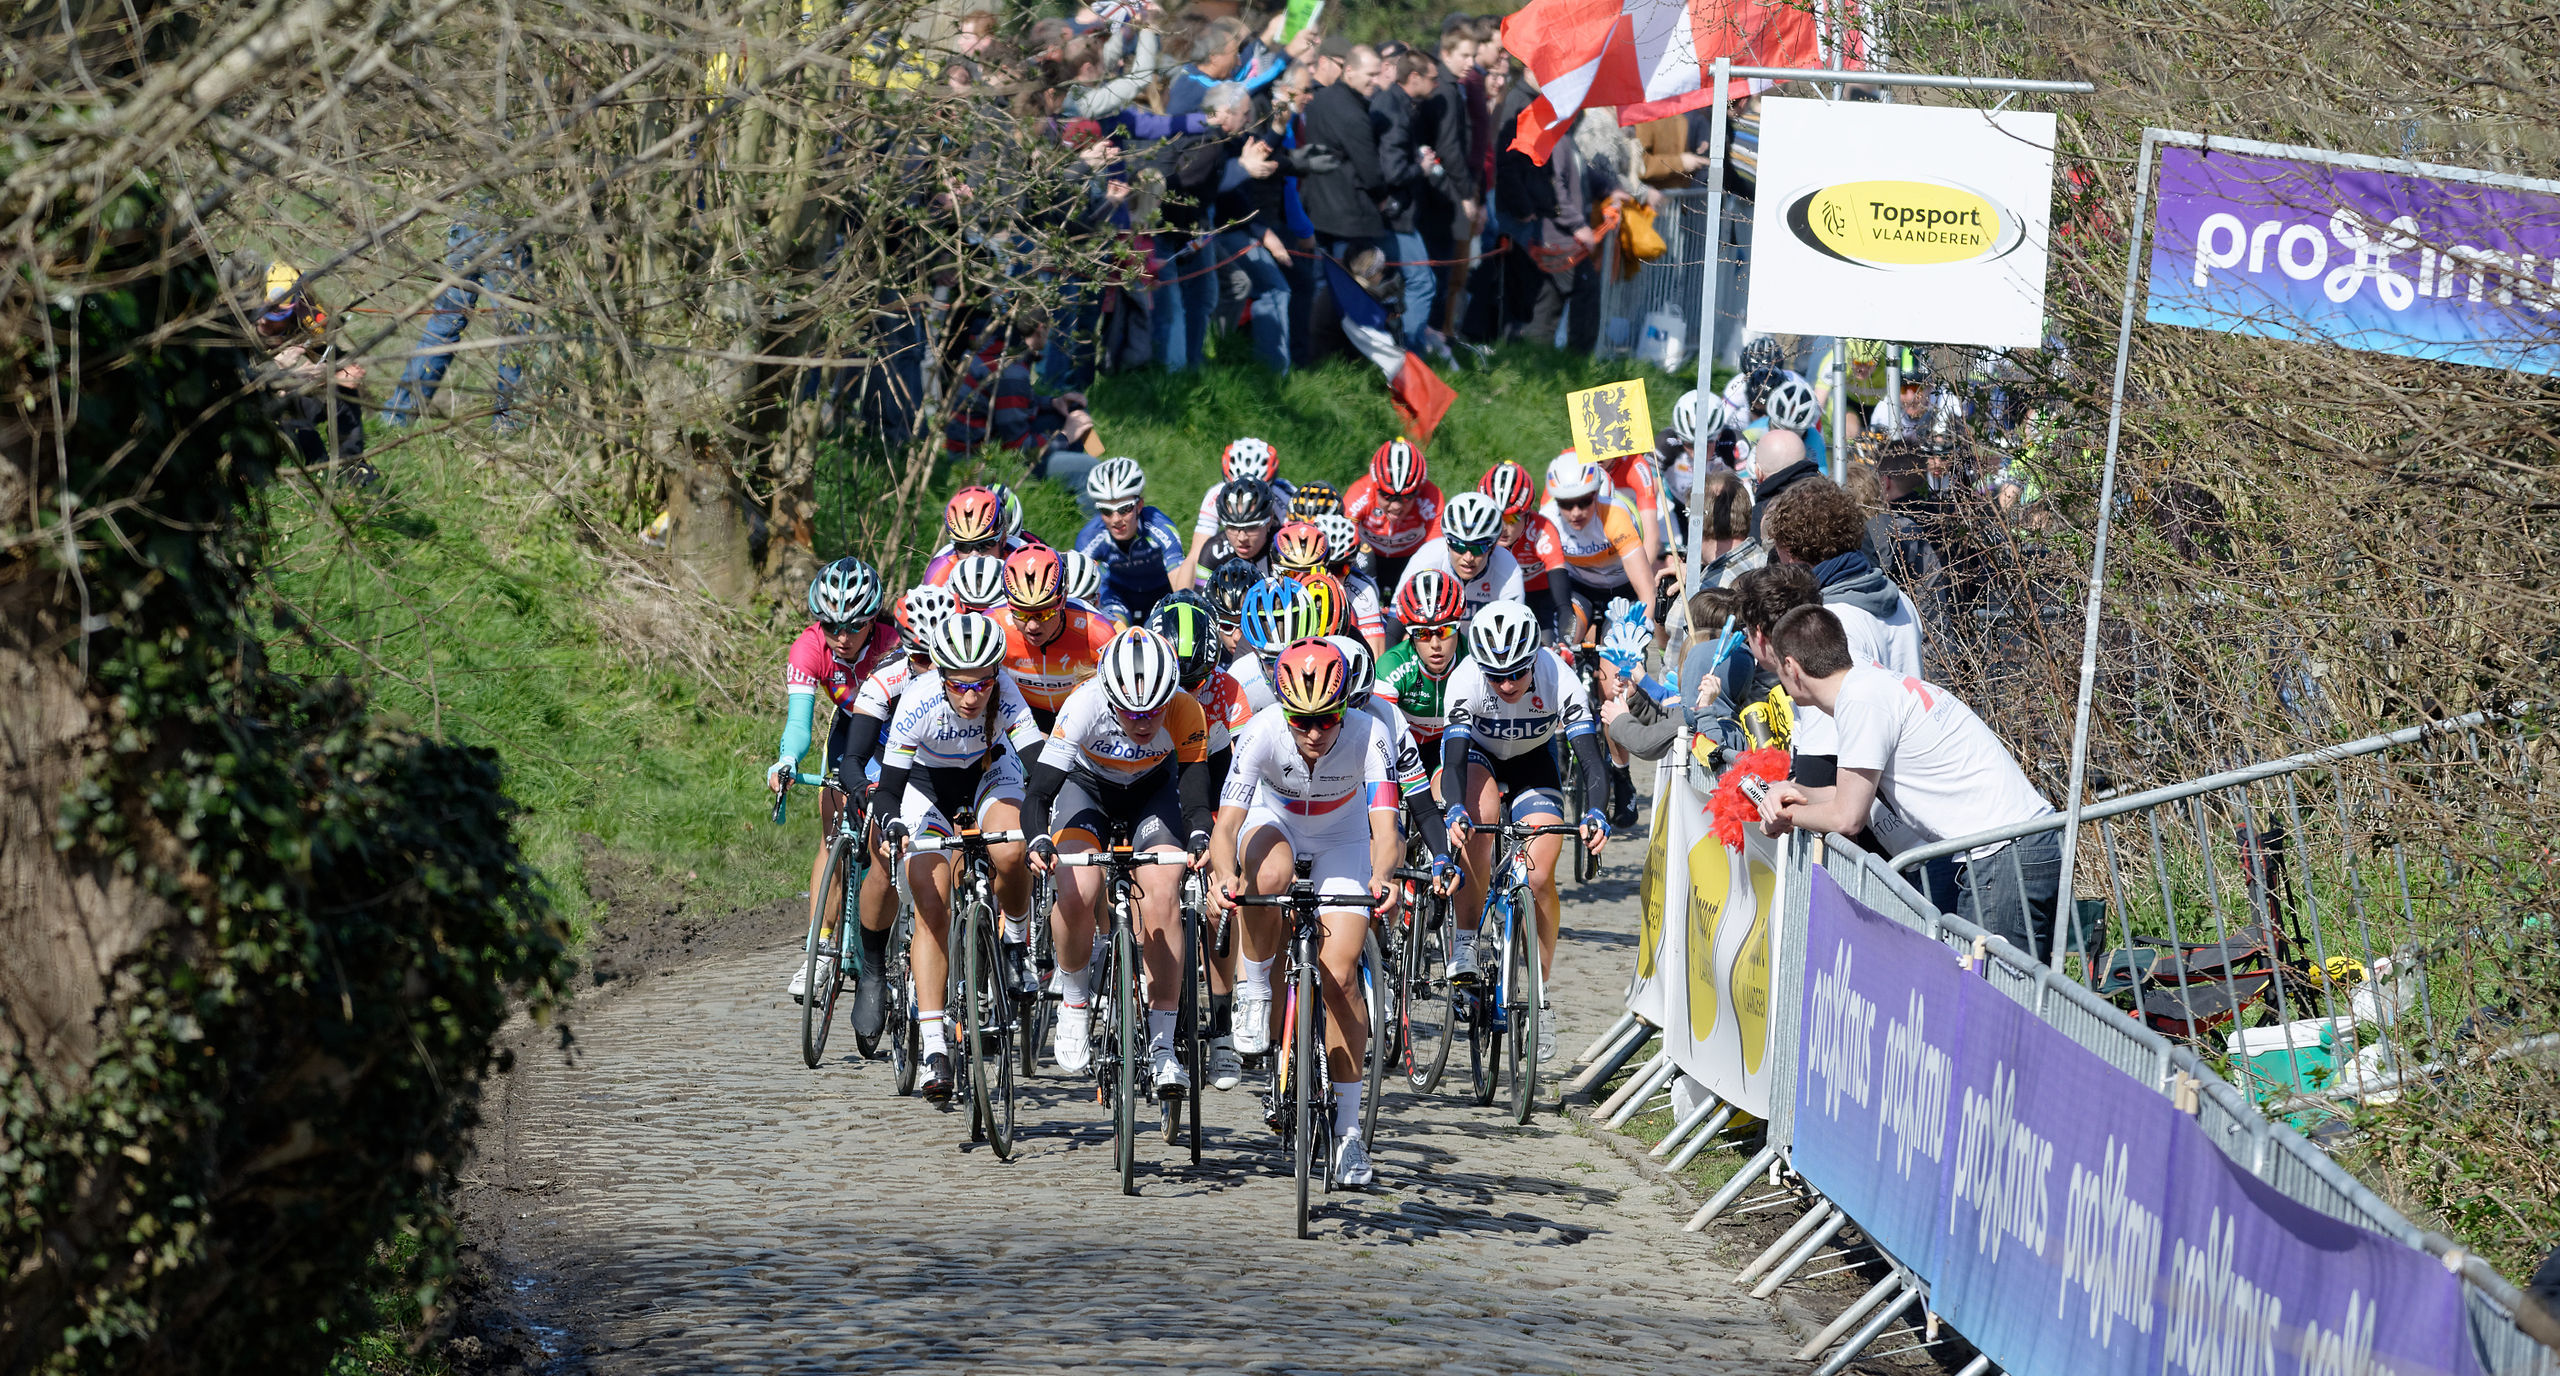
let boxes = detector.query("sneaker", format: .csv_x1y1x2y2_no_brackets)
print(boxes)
1208,1037,1243,1091
1151,1046,1192,1100
1233,993,1273,1055
786,963,809,1003
1001,938,1037,996
920,1052,954,1103
1053,1001,1095,1073
1446,938,1481,986
1335,1136,1376,1188
851,966,887,1038
1538,1002,1556,1062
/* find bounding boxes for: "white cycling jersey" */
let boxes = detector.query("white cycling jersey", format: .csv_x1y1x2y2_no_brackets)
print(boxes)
1361,695,1428,799
1035,677,1211,788
883,668,1044,772
852,656,924,720
1441,649,1595,760
1194,477,1299,540
1221,703,1397,822
1226,651,1276,714
1394,537,1524,614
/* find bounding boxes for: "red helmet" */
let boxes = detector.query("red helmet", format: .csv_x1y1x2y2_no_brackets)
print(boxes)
1272,639,1350,716
1271,520,1328,572
1001,545,1063,610
1395,569,1466,628
1370,437,1426,497
944,486,1004,548
1222,436,1278,483
1478,460,1535,520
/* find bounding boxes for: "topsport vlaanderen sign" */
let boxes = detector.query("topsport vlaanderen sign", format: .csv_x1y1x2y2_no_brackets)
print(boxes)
1747,97,2058,350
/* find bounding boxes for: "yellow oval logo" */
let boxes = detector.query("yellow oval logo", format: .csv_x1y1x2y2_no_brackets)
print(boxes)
1785,179,2020,268
1687,836,1730,1043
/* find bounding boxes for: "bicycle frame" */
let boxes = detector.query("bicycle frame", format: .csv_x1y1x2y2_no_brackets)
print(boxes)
1058,841,1190,1194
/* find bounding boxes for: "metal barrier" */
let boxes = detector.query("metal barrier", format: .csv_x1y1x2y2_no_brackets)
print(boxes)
1596,188,1718,367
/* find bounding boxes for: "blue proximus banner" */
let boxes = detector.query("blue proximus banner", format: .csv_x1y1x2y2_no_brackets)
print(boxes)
1793,866,2484,1376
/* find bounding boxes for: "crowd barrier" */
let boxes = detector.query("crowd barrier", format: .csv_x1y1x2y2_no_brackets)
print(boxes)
1600,723,2559,1376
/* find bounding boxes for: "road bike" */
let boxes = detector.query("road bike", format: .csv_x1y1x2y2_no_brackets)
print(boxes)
1394,859,1458,1097
1560,644,1605,887
1457,820,1582,1124
1235,858,1385,1239
1057,838,1197,1194
1022,869,1057,1078
896,818,1027,1159
777,768,880,1069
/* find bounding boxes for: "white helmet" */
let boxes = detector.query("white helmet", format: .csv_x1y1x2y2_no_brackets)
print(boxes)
1764,376,1821,433
1691,390,1731,441
1326,635,1376,709
900,583,955,644
947,553,1006,611
930,610,1007,674
1222,436,1277,482
1670,389,1700,443
1086,457,1146,507
1059,548,1103,606
1467,600,1541,675
1098,627,1180,713
1545,452,1608,504
1314,511,1359,566
1441,491,1502,545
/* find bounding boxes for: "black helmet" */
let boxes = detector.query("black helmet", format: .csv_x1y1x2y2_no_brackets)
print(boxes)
1895,347,1933,386
1216,477,1274,530
1743,368,1786,413
1207,559,1260,622
1145,592,1225,689
1741,336,1787,373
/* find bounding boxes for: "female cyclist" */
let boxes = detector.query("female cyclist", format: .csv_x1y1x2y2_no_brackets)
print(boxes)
768,558,894,999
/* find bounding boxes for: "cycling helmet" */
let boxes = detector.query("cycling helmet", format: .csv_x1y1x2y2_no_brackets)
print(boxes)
1216,477,1274,529
1690,390,1731,442
899,583,955,644
1743,368,1785,414
1238,577,1310,655
1289,479,1342,521
1467,599,1541,675
1326,635,1376,709
1395,568,1465,628
1894,347,1933,386
1221,436,1278,483
1669,390,1700,444
1369,437,1426,497
1290,569,1347,638
1086,456,1147,507
1097,628,1181,714
1479,460,1536,520
1272,639,1350,716
944,486,1003,548
1544,452,1607,504
808,557,883,626
1207,559,1260,625
1764,375,1820,433
1001,546,1064,610
1272,519,1328,572
1314,512,1359,568
1741,336,1788,374
947,553,1007,611
988,483,1025,542
1059,549,1102,607
930,610,1007,674
1441,491,1502,546
1145,593,1224,688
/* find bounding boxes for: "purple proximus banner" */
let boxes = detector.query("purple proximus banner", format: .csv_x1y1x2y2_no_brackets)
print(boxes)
1792,865,2483,1376
2144,141,2560,376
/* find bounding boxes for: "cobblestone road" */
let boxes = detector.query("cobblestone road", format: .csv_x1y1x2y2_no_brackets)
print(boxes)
473,831,1800,1374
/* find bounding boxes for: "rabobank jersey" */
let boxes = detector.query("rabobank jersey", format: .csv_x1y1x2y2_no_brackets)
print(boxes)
883,669,1045,772
1540,494,1645,589
1074,507,1187,620
1441,650,1594,760
1221,703,1397,822
1037,678,1208,788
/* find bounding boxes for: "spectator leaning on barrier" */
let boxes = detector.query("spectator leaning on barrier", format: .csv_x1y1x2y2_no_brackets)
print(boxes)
1762,476,1925,679
1755,605,2063,960
1731,564,1889,793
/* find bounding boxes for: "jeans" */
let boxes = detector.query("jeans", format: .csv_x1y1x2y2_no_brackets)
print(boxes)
1036,448,1102,518
1389,228,1434,346
385,222,528,428
1040,276,1101,394
1149,235,1217,372
1955,829,2063,964
1217,230,1292,373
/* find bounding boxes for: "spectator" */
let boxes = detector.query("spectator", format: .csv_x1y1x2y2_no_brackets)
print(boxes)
1634,113,1707,190
1692,468,1764,591
1761,476,1925,678
383,218,529,430
1420,26,1480,352
249,260,371,474
1299,39,1388,272
1217,78,1299,373
1756,605,2062,960
1166,17,1250,116
1057,29,1166,119
1743,425,1823,539
1370,51,1437,348
1852,447,1947,638
1142,80,1253,373
1730,564,1888,792
1495,99,1594,347
944,314,1095,473
1676,586,1762,771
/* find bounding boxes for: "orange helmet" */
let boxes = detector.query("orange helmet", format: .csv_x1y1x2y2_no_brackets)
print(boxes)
1001,546,1064,610
1287,568,1348,638
1370,437,1426,497
1478,460,1536,520
944,486,1004,549
1272,638,1351,716
1271,520,1328,572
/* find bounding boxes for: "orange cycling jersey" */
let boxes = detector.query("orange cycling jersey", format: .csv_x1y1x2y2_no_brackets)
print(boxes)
999,606,1117,714
1605,453,1661,513
1039,679,1210,787
1540,496,1643,583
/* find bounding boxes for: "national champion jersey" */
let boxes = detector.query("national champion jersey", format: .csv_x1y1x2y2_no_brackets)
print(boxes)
1194,477,1298,540
1502,514,1567,591
1539,495,1644,588
997,606,1118,715
883,669,1045,771
785,622,900,708
1373,639,1465,743
851,655,925,721
1342,476,1446,558
1037,678,1209,788
1395,537,1524,614
1442,649,1595,760
1221,703,1397,821
1074,507,1187,619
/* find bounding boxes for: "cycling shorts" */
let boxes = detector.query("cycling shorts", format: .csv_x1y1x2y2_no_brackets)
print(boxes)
898,755,1026,840
1238,805,1373,906
1462,743,1565,822
1564,578,1640,640
1055,771,1183,852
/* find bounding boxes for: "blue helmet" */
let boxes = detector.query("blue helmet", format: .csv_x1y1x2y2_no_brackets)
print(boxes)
1238,577,1311,656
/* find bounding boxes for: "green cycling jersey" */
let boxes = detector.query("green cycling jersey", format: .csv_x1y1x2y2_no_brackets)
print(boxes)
1374,638,1466,743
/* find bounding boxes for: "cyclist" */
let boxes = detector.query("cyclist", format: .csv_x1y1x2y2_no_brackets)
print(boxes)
1288,479,1343,522
1074,457,1186,622
1601,436,1669,565
769,558,896,1000
821,586,953,1035
868,611,1043,1102
1022,629,1217,1097
1144,592,1253,1091
1058,547,1118,626
1191,477,1280,584
1719,336,1801,415
1316,512,1387,652
1186,437,1295,574
1479,460,1571,641
1276,520,1384,653
1393,491,1522,617
997,545,1118,733
1332,634,1443,844
948,552,1008,615
1208,639,1409,1189
1741,371,1828,468
1437,600,1609,1065
1205,558,1262,671
1372,570,1467,785
1658,389,1738,556
1541,452,1659,644
1342,437,1444,593
923,486,1035,584
1228,575,1311,713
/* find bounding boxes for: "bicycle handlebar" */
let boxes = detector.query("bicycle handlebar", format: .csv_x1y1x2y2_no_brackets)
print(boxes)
767,770,834,825
1056,850,1190,868
1231,890,1387,909
900,829,1028,852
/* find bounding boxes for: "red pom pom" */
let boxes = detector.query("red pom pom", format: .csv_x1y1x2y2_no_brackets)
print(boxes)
1708,748,1792,850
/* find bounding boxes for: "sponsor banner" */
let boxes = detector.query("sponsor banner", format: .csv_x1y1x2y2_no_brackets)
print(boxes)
1793,866,2485,1376
1628,756,1782,1118
2145,142,2560,376
1747,98,2057,349
1626,765,1678,1030
1566,379,1654,463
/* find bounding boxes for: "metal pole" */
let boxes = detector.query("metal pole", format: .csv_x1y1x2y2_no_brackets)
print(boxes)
1685,1141,1779,1230
1576,1010,1636,1065
1716,65,2091,94
1603,1053,1682,1128
1666,1103,1738,1169
1682,55,1733,593
1736,1200,1836,1284
1595,1049,1671,1118
1795,1272,1906,1361
1650,1093,1725,1157
2051,130,2160,968
1568,1021,1655,1097
1752,1211,1851,1296
1814,1285,1924,1376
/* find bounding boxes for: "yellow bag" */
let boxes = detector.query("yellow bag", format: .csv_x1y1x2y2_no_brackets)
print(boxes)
1618,200,1668,264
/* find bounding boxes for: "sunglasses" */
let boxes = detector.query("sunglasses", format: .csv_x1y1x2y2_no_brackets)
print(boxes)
1097,501,1140,517
820,617,873,636
1408,623,1457,641
1286,710,1344,730
1014,601,1061,621
1116,705,1165,723
1554,495,1597,512
945,676,997,693
1447,537,1494,558
1486,664,1532,685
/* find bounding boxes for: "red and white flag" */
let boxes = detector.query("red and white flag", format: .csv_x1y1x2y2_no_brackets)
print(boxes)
1502,0,1868,161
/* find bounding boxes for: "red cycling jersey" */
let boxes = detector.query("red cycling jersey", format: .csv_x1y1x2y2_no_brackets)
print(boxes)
785,622,900,708
1605,452,1661,515
1342,476,1446,559
1502,514,1568,592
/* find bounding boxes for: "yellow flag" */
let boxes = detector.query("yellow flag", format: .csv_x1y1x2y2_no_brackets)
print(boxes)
1566,379,1653,463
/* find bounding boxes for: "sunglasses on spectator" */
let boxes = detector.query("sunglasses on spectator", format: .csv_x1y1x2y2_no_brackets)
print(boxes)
1554,495,1597,512
945,675,997,694
1486,664,1532,684
1447,537,1494,557
1286,710,1344,730
1096,501,1140,517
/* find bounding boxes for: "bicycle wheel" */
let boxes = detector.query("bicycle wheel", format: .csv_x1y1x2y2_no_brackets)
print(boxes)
1468,901,1504,1106
965,908,1017,1158
1292,950,1321,1239
801,835,853,1069
887,912,919,1097
1562,743,1600,885
1114,910,1140,1196
1404,896,1457,1094
1361,929,1388,1152
1184,898,1207,1163
1507,887,1542,1125
1023,873,1055,1077
1164,904,1199,1151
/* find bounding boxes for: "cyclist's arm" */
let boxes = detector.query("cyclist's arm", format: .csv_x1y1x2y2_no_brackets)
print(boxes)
1020,750,1072,839
771,688,818,787
1566,722,1610,820
1408,792,1449,858
1617,542,1660,623
867,762,910,835
1177,758,1215,842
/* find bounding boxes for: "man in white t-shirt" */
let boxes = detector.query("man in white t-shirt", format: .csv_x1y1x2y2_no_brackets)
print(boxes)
1753,604,2063,961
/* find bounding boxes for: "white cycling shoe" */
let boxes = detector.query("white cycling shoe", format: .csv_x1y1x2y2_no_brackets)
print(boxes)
1151,1046,1192,1099
1233,993,1273,1055
1445,939,1480,986
1053,1001,1095,1074
785,963,809,1003
1539,1004,1557,1062
1335,1136,1376,1188
1207,1037,1243,1091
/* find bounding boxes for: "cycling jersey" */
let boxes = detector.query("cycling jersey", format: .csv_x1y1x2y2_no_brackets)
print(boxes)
997,606,1117,718
1539,494,1644,589
1502,513,1567,592
1192,531,1273,582
1344,571,1386,642
1363,696,1429,800
851,656,924,722
1197,666,1253,751
1440,649,1595,761
1225,652,1276,714
922,533,1042,586
881,669,1045,772
1037,678,1210,788
1193,477,1298,540
1721,366,1809,415
1074,507,1186,621
1373,638,1465,744
1341,476,1445,559
785,621,898,708
1606,450,1662,516
1394,537,1524,614
1740,413,1829,466
1221,704,1397,822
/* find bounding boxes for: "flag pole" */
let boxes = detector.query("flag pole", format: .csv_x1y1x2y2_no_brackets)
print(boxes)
1682,55,1733,596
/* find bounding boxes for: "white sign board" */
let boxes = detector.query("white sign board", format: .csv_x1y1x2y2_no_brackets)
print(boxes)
1746,97,2058,349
